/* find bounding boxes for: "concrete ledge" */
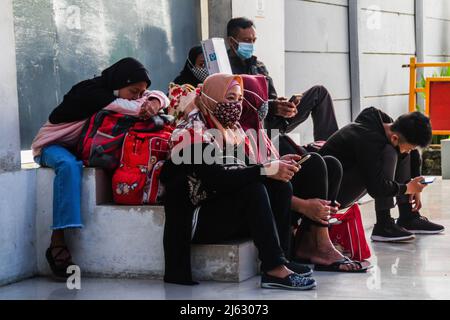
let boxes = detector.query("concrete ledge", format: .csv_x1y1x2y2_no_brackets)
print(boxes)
35,168,259,282
192,241,259,282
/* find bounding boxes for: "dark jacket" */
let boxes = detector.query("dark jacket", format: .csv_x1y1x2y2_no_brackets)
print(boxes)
160,142,265,285
319,107,410,198
228,53,288,132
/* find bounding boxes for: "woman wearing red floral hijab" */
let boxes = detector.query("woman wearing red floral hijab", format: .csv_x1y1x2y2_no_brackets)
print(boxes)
161,73,317,290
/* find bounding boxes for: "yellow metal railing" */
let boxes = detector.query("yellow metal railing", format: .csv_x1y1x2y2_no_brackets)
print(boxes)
403,57,450,135
403,57,450,112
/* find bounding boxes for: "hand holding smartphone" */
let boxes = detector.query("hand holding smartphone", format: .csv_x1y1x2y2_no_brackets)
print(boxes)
296,154,312,166
420,177,436,185
289,94,303,104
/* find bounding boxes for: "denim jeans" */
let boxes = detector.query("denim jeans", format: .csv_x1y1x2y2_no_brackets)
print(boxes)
35,145,84,230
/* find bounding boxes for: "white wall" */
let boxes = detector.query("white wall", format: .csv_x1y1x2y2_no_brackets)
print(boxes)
0,0,21,172
231,0,285,96
0,0,38,287
285,0,351,145
424,0,450,76
358,0,415,120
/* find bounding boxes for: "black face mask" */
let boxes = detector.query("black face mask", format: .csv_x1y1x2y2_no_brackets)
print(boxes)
188,59,209,82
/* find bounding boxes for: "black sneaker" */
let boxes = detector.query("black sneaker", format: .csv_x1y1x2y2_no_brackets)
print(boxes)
285,262,313,277
397,215,445,234
371,218,415,242
261,273,316,291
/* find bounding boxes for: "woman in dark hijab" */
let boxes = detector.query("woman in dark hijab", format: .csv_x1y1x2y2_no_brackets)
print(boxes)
172,46,208,87
49,57,152,124
31,57,168,281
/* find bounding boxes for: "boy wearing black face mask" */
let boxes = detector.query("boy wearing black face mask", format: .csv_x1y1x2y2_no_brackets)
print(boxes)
320,107,444,242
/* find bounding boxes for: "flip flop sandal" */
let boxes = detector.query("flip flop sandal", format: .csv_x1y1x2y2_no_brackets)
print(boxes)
45,245,75,281
314,257,370,273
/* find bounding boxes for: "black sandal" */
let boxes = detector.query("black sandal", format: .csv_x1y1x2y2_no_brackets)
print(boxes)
314,257,370,273
45,246,75,281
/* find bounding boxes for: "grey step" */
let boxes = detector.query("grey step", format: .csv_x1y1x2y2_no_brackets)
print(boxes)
36,168,259,282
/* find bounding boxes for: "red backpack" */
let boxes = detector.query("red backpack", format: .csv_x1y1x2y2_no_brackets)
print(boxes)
77,110,166,170
329,204,371,262
112,126,173,205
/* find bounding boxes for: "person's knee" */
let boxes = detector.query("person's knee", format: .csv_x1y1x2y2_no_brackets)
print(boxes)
55,157,83,174
241,182,267,200
311,85,330,96
268,180,293,199
304,152,327,173
324,155,343,174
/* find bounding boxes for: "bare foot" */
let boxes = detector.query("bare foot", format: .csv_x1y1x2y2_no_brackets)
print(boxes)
295,229,367,271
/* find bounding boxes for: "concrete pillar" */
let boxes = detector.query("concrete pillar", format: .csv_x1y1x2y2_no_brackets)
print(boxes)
415,0,425,109
208,0,285,96
0,0,21,173
442,139,450,180
208,0,232,38
348,0,362,121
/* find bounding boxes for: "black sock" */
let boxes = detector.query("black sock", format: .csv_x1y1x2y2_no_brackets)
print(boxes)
375,209,392,225
398,203,417,221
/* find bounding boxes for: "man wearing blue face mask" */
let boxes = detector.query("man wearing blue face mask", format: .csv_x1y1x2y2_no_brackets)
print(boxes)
227,17,339,142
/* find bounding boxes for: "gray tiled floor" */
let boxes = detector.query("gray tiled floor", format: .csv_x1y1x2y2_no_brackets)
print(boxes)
1,178,450,300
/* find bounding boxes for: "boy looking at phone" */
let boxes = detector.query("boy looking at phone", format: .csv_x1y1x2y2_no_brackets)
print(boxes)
320,107,445,242
226,17,339,140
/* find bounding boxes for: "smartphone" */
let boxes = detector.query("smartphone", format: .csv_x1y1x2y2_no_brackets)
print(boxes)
297,154,312,166
328,218,342,226
421,177,436,185
289,94,303,103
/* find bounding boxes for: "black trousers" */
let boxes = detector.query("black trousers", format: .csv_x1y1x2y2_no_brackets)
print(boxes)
337,146,421,220
266,85,339,141
193,179,292,272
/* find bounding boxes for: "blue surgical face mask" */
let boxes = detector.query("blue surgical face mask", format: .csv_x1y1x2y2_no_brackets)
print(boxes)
233,38,255,60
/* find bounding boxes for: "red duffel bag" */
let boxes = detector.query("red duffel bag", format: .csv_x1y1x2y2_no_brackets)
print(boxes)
329,204,371,262
112,125,173,205
77,110,166,170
